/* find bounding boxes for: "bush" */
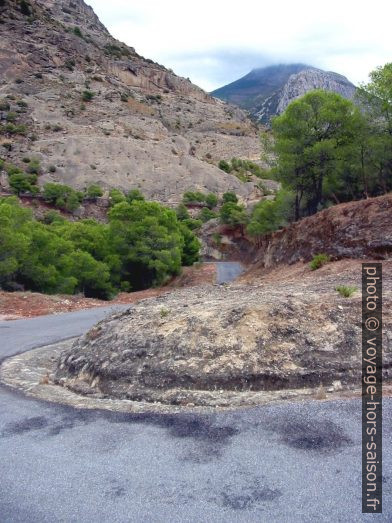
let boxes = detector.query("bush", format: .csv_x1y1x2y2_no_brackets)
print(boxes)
85,184,103,199
1,123,27,135
126,189,144,203
309,253,331,271
0,99,10,111
218,160,231,173
198,207,217,223
6,112,17,122
9,173,38,195
26,158,40,174
109,188,126,206
222,192,238,204
42,210,64,224
247,189,295,237
205,193,218,208
82,90,95,102
219,202,248,226
42,183,81,212
183,191,206,205
175,203,190,221
73,26,83,38
335,285,357,298
181,218,202,230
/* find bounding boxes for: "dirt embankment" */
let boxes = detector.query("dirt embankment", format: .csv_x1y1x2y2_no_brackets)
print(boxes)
249,194,392,272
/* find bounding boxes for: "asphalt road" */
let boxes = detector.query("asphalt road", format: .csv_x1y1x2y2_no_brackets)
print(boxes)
0,265,391,522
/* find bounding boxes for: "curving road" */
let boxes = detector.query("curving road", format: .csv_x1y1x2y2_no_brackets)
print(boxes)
0,265,391,522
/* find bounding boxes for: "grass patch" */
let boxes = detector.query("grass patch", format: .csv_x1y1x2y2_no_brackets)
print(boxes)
309,253,330,271
335,285,357,298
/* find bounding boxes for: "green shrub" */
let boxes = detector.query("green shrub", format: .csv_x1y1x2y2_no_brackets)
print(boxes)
218,160,231,173
9,173,38,195
205,193,218,208
1,123,27,135
5,163,23,176
182,218,202,230
43,183,81,212
309,253,331,271
109,188,126,206
0,99,10,111
126,189,144,203
198,207,217,223
85,184,103,199
42,210,64,224
48,165,56,173
26,158,41,174
219,202,248,226
175,203,190,221
222,192,238,204
247,188,295,237
82,90,95,102
6,112,17,122
183,191,206,205
335,285,357,298
73,26,83,38
160,308,170,318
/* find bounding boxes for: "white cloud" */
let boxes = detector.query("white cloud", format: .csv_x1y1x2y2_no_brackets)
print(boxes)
87,0,392,90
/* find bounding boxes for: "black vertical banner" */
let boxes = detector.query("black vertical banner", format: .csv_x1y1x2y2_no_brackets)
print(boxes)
362,263,382,513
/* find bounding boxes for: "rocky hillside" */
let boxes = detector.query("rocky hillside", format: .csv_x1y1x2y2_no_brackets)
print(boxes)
212,64,356,124
0,0,262,202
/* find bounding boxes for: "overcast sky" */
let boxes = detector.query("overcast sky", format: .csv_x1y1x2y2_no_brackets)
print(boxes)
88,0,391,92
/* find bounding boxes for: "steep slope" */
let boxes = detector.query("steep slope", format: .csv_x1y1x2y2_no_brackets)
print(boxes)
212,64,356,124
0,0,262,202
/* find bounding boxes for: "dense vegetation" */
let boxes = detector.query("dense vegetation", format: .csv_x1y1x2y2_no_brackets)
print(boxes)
0,197,200,299
270,63,392,219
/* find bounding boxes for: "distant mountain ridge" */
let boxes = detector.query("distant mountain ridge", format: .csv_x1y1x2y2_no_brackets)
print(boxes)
211,64,356,124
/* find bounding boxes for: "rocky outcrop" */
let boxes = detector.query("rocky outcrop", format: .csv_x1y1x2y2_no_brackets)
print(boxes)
276,68,356,114
54,272,392,407
212,64,356,124
250,194,392,270
0,0,261,202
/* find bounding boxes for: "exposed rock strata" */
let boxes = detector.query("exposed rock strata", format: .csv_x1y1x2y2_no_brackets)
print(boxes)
251,194,392,270
54,277,392,406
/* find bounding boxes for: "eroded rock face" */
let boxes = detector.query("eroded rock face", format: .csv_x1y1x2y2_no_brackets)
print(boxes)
0,0,261,202
54,279,392,406
251,194,392,270
276,68,356,114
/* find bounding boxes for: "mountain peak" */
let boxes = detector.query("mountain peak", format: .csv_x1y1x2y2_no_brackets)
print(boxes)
212,64,356,124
